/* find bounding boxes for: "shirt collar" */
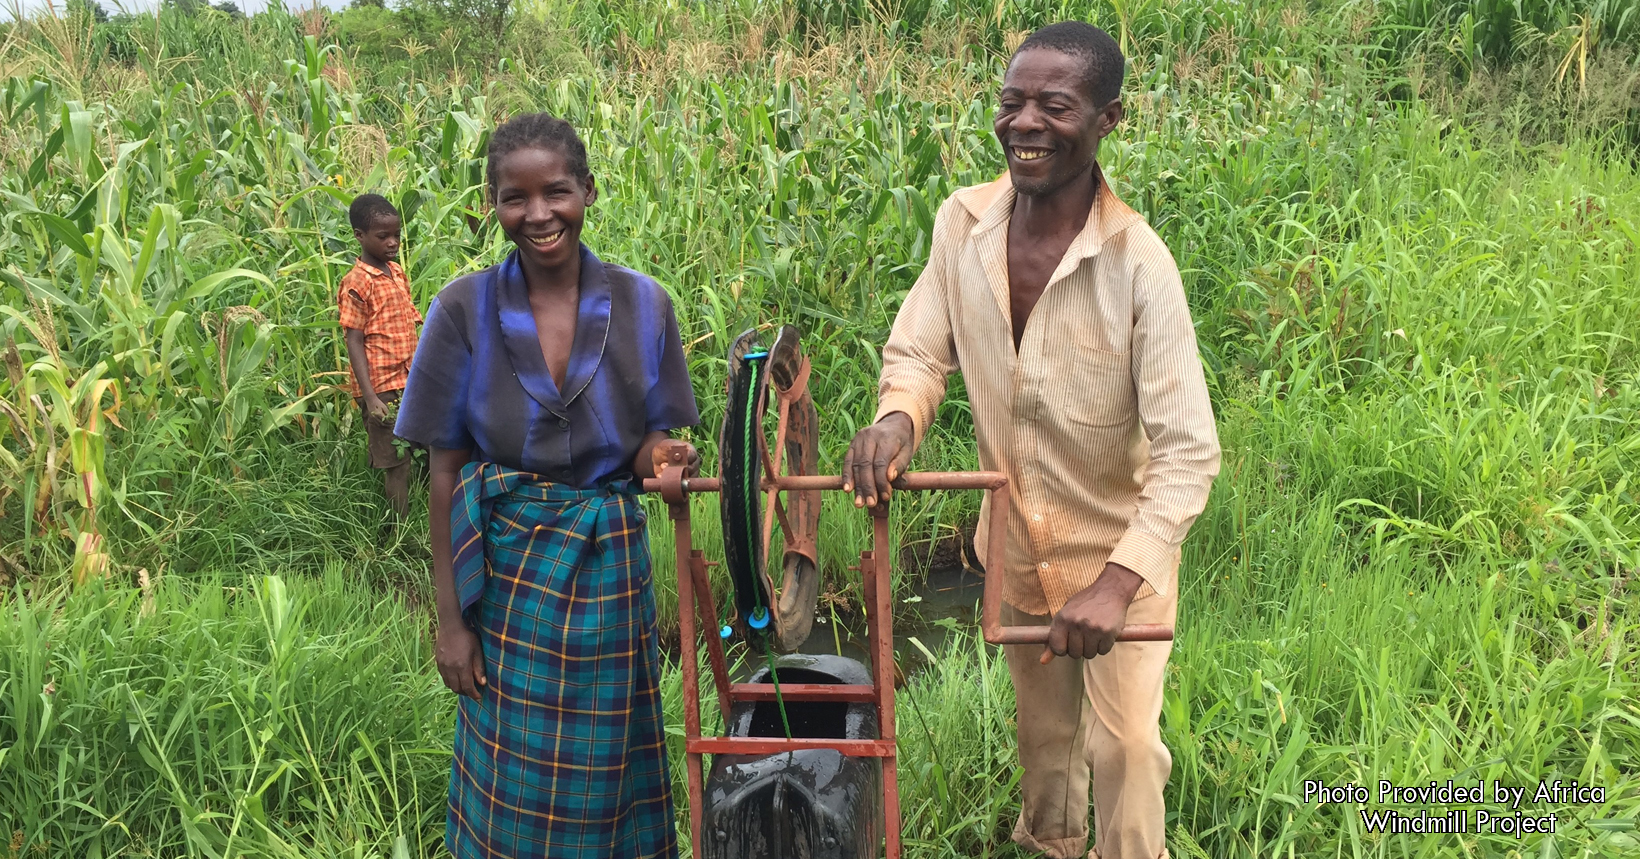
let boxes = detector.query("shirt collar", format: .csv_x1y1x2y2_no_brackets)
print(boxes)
960,162,1143,262
494,244,612,419
356,259,400,278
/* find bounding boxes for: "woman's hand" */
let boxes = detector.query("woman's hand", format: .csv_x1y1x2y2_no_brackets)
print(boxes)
638,432,699,479
435,621,488,700
652,439,701,477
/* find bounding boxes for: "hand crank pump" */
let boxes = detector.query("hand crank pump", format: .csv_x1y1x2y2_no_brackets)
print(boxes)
644,327,1172,859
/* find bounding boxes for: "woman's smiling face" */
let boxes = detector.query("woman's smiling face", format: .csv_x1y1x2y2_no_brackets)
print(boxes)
493,146,597,272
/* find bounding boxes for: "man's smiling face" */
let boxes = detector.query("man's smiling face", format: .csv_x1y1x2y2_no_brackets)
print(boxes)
993,48,1119,198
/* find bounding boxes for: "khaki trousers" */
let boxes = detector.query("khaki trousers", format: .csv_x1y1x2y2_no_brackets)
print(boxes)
1002,587,1178,859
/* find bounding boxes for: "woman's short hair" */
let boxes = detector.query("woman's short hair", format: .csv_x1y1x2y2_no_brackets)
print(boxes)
486,113,591,196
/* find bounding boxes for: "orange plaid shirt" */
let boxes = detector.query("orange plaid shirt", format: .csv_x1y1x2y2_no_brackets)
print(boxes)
338,259,422,398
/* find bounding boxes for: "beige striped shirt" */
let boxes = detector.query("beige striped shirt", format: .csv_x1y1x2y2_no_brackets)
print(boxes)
875,167,1221,614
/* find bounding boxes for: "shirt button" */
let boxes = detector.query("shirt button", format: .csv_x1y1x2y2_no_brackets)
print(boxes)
1032,514,1043,522
558,419,569,429
1038,562,1049,570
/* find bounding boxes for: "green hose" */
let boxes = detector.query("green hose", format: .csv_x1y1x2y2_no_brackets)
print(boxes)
732,350,792,740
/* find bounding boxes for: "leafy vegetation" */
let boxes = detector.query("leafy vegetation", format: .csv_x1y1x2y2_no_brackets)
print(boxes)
1,0,1637,856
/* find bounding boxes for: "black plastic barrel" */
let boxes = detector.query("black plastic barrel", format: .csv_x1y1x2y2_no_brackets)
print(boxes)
700,653,884,859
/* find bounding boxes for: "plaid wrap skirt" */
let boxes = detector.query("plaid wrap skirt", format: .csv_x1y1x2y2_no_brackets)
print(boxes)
447,461,677,858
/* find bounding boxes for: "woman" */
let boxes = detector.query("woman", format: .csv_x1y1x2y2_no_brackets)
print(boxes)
394,113,699,859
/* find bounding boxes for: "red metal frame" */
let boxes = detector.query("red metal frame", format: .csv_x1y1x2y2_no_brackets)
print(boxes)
646,465,1172,858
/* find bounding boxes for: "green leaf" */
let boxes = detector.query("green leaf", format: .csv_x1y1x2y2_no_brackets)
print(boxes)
26,126,61,187
8,79,50,124
276,184,351,216
62,106,94,172
182,269,275,304
261,389,323,437
158,311,192,382
131,205,171,295
66,186,99,230
25,212,93,259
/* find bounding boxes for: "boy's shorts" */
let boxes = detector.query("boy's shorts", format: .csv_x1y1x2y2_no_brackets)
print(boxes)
357,390,416,469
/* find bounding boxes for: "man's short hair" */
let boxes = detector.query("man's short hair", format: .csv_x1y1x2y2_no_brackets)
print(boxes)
1014,21,1125,105
349,193,399,232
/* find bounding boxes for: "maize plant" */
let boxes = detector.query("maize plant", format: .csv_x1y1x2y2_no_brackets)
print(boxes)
0,309,118,584
0,57,502,580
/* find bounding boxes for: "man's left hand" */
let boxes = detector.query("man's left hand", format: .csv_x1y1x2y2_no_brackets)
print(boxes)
1041,562,1145,663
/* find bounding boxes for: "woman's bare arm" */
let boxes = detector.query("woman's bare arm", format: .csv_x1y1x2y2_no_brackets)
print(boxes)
429,446,484,699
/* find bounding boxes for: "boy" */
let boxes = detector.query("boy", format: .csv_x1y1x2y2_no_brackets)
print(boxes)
339,193,422,518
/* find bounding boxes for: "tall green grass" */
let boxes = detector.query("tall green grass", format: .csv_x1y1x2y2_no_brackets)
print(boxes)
2,545,1634,857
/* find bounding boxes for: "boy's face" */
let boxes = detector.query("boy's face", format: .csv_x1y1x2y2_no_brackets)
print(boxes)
355,214,402,265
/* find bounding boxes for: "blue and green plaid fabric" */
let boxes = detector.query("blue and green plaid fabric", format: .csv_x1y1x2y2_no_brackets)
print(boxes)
447,460,677,859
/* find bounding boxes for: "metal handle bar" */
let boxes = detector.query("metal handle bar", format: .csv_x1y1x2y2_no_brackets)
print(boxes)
989,624,1175,644
642,472,1009,495
642,469,1175,646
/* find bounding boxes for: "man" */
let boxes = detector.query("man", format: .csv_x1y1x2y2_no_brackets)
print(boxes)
842,22,1220,859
